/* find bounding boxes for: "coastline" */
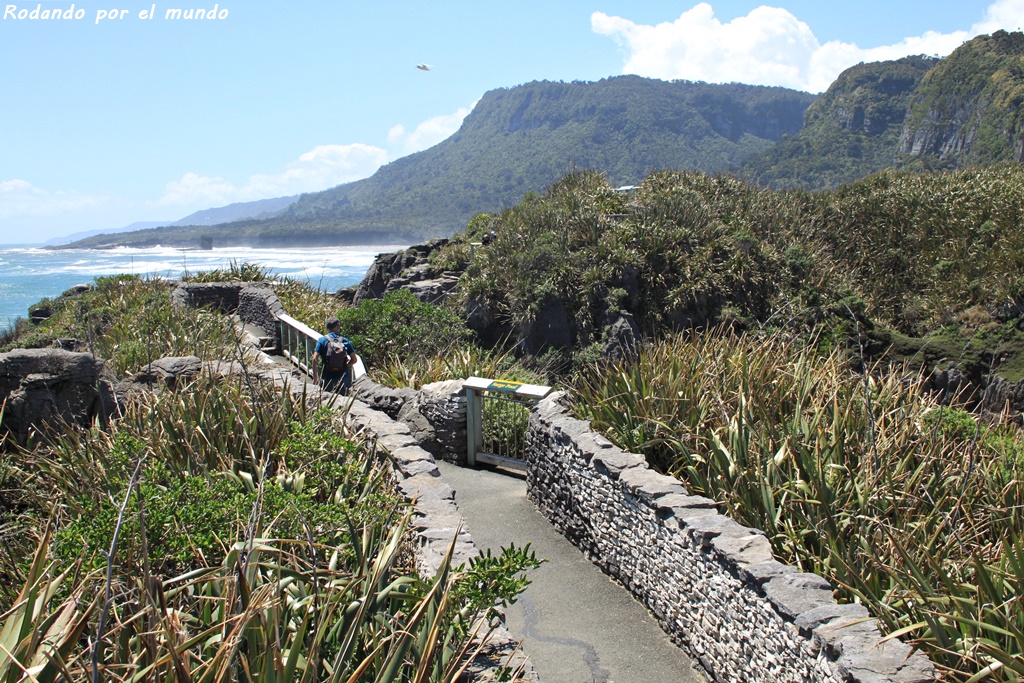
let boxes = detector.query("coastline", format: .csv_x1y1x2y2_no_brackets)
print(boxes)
0,244,400,330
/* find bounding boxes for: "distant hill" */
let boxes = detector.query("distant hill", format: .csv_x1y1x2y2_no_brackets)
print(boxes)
48,195,300,247
47,221,172,246
168,195,300,227
64,76,815,248
741,56,937,190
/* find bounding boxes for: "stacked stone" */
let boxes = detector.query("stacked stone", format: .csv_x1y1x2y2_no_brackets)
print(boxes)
237,284,284,342
526,393,935,683
363,379,469,462
0,348,114,443
170,281,243,313
411,379,468,458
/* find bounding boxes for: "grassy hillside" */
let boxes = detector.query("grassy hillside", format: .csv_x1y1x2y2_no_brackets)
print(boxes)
435,165,1024,381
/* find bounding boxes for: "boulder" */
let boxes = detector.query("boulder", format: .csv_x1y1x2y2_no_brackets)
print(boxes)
602,311,640,360
0,348,114,443
134,355,203,389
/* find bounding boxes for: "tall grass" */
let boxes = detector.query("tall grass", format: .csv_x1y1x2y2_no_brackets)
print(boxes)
182,259,274,282
574,329,1024,680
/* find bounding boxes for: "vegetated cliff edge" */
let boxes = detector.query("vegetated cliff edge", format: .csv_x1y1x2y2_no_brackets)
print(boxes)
898,30,1024,168
742,55,937,189
63,76,814,249
746,30,1024,189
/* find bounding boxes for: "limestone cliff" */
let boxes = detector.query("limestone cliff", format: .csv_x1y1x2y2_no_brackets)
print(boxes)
898,30,1024,166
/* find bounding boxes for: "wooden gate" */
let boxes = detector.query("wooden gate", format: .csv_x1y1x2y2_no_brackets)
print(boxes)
463,376,551,471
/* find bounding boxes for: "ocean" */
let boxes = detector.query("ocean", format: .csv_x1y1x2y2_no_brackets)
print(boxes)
0,245,399,331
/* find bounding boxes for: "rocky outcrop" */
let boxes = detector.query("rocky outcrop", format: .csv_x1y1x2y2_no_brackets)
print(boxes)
981,374,1024,417
520,297,573,355
899,31,1024,166
388,272,461,305
0,349,114,443
923,363,1024,419
352,240,455,306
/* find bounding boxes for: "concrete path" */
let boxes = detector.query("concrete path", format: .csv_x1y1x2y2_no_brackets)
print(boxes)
436,460,705,683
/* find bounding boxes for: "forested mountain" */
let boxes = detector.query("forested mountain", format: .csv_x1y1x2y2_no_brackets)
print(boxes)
63,32,1024,248
65,76,814,248
744,31,1024,189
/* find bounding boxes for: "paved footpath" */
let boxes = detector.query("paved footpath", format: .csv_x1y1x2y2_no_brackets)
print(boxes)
435,460,705,683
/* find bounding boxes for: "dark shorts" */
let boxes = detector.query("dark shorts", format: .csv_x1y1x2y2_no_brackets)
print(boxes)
320,371,351,395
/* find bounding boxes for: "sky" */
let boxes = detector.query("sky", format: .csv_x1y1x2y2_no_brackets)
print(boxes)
0,0,1019,244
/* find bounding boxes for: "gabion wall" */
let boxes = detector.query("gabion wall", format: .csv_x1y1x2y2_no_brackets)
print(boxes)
525,393,935,683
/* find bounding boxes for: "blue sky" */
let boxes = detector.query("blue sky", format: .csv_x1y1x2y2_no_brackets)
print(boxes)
0,0,1013,243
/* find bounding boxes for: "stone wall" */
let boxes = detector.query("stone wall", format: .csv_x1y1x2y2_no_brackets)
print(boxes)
525,392,935,683
237,285,284,341
170,282,242,313
172,282,286,349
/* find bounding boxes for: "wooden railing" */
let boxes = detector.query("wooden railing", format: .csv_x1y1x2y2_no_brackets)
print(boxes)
277,312,320,377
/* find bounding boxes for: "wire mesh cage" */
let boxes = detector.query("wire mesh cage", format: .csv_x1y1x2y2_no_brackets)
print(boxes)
480,392,533,459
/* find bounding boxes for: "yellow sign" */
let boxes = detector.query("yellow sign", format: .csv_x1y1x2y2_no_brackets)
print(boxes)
488,379,523,392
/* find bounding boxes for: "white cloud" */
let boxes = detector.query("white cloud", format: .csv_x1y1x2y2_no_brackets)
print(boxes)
156,143,388,207
387,105,474,155
593,0,1024,93
0,178,106,218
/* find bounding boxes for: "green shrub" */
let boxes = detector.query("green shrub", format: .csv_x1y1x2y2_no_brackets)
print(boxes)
922,406,979,441
335,290,472,368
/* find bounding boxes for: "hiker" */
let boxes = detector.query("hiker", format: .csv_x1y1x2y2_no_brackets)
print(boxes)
312,316,358,394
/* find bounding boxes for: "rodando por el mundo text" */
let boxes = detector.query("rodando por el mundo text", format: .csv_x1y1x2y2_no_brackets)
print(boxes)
4,3,229,23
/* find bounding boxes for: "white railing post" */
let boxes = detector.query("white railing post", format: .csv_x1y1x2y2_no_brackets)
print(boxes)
465,386,479,466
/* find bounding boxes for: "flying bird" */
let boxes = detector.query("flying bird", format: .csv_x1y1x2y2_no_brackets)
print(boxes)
417,64,431,71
